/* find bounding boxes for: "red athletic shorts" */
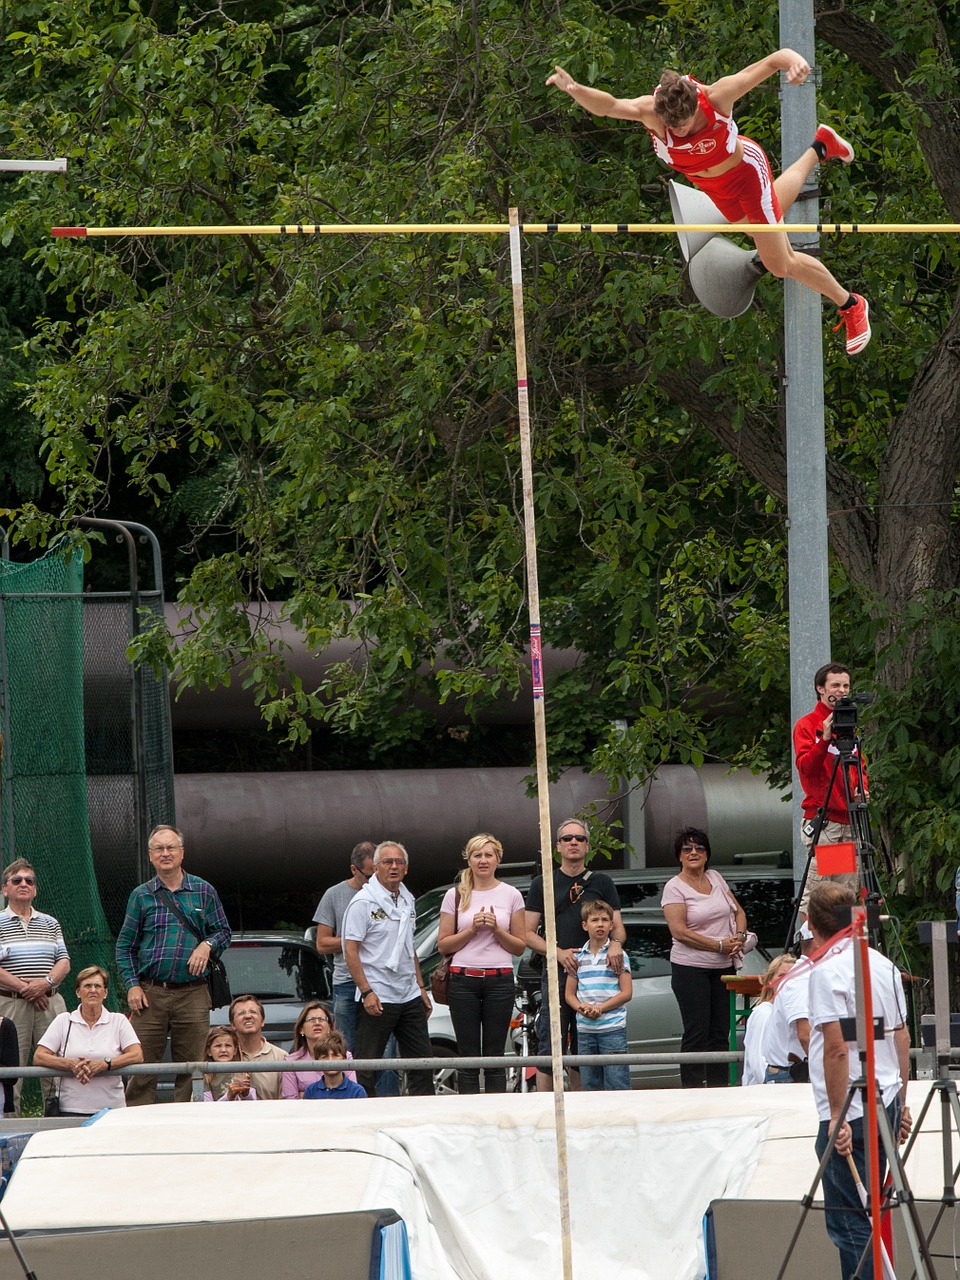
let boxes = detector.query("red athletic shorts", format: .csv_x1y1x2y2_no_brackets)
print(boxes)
686,136,783,224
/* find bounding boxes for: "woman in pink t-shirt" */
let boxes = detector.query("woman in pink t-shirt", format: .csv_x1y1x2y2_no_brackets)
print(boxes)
661,826,749,1088
438,834,526,1094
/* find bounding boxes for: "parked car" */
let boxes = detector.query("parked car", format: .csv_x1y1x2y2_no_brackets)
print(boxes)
155,932,330,1098
209,932,333,1047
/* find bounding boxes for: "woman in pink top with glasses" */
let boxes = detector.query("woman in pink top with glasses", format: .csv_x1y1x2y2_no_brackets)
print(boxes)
438,834,525,1094
661,826,749,1088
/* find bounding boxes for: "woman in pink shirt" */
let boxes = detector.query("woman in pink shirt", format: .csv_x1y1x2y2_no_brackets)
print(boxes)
661,827,749,1088
281,1000,357,1098
437,834,526,1094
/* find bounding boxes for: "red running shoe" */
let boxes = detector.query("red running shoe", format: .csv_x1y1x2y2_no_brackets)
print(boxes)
816,124,855,164
833,294,871,355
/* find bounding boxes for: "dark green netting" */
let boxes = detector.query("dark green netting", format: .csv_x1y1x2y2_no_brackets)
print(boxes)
0,548,115,984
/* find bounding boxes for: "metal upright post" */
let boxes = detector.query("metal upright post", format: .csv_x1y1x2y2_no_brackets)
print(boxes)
780,0,832,892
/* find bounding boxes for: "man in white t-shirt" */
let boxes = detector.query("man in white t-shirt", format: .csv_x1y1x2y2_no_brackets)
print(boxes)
807,885,911,1280
344,840,434,1097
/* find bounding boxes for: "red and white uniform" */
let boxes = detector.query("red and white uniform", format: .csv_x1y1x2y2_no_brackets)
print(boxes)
648,77,782,225
648,81,739,173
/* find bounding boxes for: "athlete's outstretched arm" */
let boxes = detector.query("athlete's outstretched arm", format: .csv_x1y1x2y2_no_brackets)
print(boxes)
546,65,657,125
706,48,810,116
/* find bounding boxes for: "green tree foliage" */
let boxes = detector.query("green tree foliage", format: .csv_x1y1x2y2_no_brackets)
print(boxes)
0,0,958,902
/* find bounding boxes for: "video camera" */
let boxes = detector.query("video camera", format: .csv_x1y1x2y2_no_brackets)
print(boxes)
831,692,875,744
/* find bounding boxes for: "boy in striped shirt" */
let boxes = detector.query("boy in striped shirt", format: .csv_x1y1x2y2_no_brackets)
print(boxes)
565,900,633,1090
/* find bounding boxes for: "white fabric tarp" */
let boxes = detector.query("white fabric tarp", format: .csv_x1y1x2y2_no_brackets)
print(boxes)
1,1083,945,1279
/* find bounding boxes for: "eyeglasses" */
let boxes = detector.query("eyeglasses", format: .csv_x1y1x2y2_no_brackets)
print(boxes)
559,834,587,843
303,1016,330,1026
7,875,36,886
149,843,182,852
681,843,707,853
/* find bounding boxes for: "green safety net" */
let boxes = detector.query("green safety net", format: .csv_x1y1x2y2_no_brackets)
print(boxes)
0,547,115,987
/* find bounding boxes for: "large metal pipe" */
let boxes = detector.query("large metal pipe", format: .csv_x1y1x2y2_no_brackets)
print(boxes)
161,604,580,728
164,763,791,897
174,766,612,895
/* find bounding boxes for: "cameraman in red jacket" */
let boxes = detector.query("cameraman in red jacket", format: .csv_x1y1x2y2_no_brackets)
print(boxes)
793,663,868,921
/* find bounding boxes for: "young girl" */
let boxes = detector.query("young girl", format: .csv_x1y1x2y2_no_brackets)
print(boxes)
202,1026,258,1102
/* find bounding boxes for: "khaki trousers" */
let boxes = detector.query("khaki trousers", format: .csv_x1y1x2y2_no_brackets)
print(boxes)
125,981,211,1105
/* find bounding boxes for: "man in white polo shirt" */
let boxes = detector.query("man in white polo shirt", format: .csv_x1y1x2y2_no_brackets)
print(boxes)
0,858,71,1113
343,840,434,1097
807,884,911,1280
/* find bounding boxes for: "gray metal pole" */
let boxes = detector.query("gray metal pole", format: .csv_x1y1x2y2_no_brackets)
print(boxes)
780,0,832,897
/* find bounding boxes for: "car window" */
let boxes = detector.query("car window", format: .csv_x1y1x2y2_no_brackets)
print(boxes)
722,876,794,949
222,943,330,1002
415,888,448,946
615,882,666,910
623,921,673,979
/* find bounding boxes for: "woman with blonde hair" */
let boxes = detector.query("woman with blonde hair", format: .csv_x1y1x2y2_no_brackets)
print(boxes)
437,834,526,1093
740,953,796,1087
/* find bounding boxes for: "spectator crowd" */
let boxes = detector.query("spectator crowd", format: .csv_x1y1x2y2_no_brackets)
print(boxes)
0,812,917,1280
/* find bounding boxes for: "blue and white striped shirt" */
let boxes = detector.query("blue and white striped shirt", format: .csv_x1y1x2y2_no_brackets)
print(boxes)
0,908,69,980
573,940,630,1031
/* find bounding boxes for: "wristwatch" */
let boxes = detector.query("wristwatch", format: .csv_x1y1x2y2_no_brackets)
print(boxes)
104,1058,112,1070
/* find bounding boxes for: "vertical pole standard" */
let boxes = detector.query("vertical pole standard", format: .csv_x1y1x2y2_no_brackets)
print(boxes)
508,207,574,1280
853,913,886,1280
780,0,832,900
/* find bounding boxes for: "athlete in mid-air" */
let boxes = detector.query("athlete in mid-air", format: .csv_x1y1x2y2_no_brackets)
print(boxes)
547,49,870,355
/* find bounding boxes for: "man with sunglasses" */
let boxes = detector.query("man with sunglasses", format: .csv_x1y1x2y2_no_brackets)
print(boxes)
0,858,71,1113
525,820,626,1092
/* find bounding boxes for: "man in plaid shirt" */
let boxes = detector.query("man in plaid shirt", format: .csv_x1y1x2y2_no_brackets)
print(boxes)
116,824,231,1104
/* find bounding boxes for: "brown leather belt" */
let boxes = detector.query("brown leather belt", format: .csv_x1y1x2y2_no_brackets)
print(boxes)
0,989,28,999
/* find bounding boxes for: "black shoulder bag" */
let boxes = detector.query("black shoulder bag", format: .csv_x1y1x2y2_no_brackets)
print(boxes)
155,888,232,1008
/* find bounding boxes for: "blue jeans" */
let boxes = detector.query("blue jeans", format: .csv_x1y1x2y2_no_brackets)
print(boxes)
814,1101,899,1280
764,1067,793,1084
577,1024,631,1091
333,980,400,1097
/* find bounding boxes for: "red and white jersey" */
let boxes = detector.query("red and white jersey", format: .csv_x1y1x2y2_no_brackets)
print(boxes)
648,79,739,174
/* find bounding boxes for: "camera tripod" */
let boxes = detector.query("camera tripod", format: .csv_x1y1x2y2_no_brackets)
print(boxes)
788,719,887,951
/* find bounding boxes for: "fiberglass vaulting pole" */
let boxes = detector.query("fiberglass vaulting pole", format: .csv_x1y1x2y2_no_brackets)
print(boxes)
508,207,575,1280
780,0,832,896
